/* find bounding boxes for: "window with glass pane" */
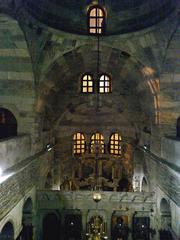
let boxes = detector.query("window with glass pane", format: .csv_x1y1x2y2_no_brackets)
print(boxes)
88,6,105,34
91,133,105,153
73,133,85,154
110,133,121,155
82,74,94,93
99,74,111,93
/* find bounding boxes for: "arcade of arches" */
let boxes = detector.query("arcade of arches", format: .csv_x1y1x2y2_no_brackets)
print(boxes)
0,0,179,240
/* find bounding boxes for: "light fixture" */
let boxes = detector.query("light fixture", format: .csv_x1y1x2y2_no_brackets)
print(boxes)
143,145,147,150
46,143,53,152
93,191,102,202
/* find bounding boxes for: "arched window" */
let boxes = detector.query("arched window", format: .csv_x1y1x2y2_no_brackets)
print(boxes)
73,133,85,155
0,108,17,139
99,74,111,93
90,133,104,153
110,133,121,155
0,222,14,240
81,74,94,93
88,6,105,34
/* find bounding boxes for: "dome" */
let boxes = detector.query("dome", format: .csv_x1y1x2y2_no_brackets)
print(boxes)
24,0,176,35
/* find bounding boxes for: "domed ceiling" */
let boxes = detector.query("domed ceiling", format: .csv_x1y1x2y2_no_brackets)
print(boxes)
24,0,176,35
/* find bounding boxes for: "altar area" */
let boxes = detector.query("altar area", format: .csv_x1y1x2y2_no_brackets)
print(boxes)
37,190,155,240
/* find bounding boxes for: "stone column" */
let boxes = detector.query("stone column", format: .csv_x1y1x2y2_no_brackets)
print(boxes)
82,210,88,240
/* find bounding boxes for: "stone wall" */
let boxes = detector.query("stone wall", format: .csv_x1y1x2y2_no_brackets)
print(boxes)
0,149,52,222
0,14,37,138
144,150,180,237
161,137,180,168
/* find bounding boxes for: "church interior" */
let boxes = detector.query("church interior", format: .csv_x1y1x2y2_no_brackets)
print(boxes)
0,0,179,239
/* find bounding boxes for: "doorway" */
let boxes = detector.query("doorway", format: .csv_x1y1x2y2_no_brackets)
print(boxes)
42,213,61,240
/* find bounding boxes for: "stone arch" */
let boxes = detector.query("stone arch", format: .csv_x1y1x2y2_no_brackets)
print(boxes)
160,198,171,229
23,198,33,215
38,44,156,126
19,198,33,240
45,172,53,189
141,176,149,192
0,221,14,240
0,107,17,139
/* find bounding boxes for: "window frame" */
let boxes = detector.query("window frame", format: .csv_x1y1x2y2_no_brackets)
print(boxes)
109,133,121,156
90,132,105,154
98,73,112,93
87,5,106,35
73,132,86,155
81,73,94,94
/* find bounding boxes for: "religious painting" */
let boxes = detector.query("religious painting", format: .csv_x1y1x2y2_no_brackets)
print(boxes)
111,215,129,240
132,217,150,240
64,214,82,240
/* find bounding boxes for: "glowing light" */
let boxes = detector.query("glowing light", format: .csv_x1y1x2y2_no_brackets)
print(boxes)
46,144,53,152
142,67,155,76
0,173,14,184
93,192,102,202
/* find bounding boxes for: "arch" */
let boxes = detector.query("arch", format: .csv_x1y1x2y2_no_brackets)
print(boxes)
39,44,156,130
176,116,180,138
109,133,121,155
42,213,61,240
18,198,33,240
88,5,106,34
99,74,112,93
141,177,149,192
73,132,86,155
64,214,82,240
23,198,33,214
111,214,129,240
0,221,14,240
0,108,17,139
45,172,53,189
160,198,171,229
81,73,94,93
90,133,105,154
160,198,171,215
117,178,130,192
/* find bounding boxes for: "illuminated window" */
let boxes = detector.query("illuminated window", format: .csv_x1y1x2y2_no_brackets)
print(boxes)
81,74,94,93
90,133,104,153
88,6,105,34
73,133,85,155
110,133,121,155
99,74,111,93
